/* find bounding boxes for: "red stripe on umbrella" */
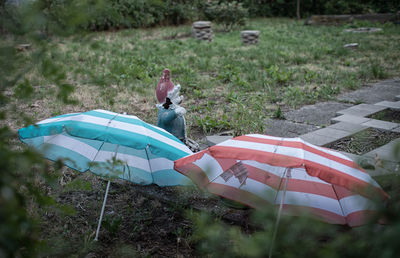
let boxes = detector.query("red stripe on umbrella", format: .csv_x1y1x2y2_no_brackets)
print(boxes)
235,135,362,169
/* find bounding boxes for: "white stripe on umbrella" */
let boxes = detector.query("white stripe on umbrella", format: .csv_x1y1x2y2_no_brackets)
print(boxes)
149,157,175,172
93,151,152,172
193,152,225,182
276,190,344,215
339,195,377,216
44,134,98,160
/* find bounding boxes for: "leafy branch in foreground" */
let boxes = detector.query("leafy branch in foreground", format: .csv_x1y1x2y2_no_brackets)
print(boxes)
0,1,102,255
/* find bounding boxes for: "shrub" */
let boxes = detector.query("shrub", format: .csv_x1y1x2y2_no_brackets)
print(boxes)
205,0,248,31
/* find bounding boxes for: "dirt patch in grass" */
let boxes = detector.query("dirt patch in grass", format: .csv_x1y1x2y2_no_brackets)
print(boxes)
37,171,253,257
325,128,400,155
368,108,400,123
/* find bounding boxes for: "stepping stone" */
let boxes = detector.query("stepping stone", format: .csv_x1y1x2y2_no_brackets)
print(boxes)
336,104,386,117
364,145,399,163
331,114,371,124
206,131,234,146
264,118,318,138
341,151,399,176
361,119,399,130
300,132,337,146
337,78,400,104
285,101,352,126
391,126,400,133
375,101,400,109
328,122,367,134
312,127,352,139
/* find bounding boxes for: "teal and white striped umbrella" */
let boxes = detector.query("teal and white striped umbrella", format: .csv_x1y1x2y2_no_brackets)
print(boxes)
18,109,193,186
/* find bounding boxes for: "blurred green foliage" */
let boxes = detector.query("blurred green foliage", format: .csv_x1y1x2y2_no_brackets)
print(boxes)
0,0,96,256
241,0,400,18
204,1,249,31
190,174,400,258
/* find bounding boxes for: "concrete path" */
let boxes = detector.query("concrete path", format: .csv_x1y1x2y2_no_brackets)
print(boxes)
269,77,400,176
208,77,400,177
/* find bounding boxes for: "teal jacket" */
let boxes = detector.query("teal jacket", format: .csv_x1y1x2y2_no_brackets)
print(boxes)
157,106,186,141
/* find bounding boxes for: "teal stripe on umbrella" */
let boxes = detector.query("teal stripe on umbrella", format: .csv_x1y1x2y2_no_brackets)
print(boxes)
18,109,193,186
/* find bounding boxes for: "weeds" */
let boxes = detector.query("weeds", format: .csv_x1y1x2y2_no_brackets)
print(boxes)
5,18,400,137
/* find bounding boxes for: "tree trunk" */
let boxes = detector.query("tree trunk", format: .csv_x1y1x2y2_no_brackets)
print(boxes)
297,0,301,19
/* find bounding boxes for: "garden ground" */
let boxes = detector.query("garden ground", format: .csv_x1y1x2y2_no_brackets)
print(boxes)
2,17,400,256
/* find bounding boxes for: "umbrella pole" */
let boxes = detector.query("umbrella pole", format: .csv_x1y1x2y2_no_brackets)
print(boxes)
94,180,111,241
269,168,291,258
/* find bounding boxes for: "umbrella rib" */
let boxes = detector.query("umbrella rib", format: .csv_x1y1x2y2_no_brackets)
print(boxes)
145,145,155,183
332,184,347,219
273,166,287,204
91,141,105,165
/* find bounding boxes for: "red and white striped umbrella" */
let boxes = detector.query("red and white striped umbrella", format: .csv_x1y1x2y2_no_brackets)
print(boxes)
174,134,389,227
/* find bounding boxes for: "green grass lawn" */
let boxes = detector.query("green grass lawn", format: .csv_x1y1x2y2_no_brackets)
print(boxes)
6,18,400,137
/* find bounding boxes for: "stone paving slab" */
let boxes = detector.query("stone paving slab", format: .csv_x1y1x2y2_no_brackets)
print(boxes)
264,118,318,138
312,127,352,139
391,126,400,133
363,139,400,163
336,104,386,117
328,122,367,133
361,119,399,130
258,77,400,176
284,101,352,126
300,132,337,146
364,148,397,163
338,77,400,104
373,138,400,150
375,100,400,109
340,151,398,176
206,135,233,146
331,114,371,124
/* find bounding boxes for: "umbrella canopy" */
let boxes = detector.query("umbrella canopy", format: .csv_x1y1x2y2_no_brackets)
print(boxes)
19,109,193,186
174,134,389,227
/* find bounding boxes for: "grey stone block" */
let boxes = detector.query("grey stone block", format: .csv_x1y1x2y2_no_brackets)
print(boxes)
396,95,400,101
338,151,399,176
361,119,399,130
284,101,353,126
337,77,400,104
375,101,400,109
364,147,398,163
391,126,400,133
376,138,400,151
299,132,337,146
328,122,367,133
241,30,260,36
206,135,233,147
264,118,318,138
312,127,352,139
193,21,211,29
331,114,371,124
336,104,386,117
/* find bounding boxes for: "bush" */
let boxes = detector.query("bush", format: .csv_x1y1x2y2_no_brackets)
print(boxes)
205,0,248,31
240,0,400,18
164,0,198,25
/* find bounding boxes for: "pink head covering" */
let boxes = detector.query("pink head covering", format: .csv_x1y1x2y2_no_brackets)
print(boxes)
156,69,175,104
